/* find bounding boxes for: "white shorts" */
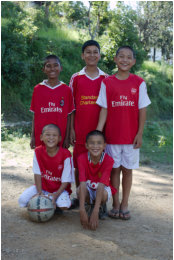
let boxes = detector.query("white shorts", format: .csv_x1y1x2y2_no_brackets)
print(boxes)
18,185,71,208
86,185,112,204
105,144,139,169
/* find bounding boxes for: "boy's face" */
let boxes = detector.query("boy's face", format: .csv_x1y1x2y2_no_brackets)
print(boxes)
43,58,62,80
114,48,136,72
81,45,100,66
85,135,106,158
40,127,61,149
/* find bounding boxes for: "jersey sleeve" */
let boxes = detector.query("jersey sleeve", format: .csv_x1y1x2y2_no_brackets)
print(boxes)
32,152,41,175
61,157,75,183
96,81,107,108
99,156,114,186
139,81,151,109
77,155,87,182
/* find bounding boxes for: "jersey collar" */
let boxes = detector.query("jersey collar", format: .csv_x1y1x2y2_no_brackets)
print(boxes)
88,151,105,165
79,67,106,80
40,80,65,89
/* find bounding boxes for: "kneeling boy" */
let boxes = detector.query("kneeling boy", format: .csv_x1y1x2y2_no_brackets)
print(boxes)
18,124,74,211
77,130,116,230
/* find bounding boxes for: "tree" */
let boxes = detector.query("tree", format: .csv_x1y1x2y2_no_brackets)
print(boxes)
87,1,110,39
136,1,173,62
101,2,145,72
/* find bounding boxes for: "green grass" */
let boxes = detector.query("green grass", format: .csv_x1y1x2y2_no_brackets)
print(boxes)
141,120,173,165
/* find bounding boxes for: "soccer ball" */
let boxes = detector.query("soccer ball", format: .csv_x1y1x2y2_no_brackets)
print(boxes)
27,195,55,222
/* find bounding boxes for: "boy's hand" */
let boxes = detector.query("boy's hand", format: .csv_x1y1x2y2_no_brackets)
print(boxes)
80,208,89,229
30,136,35,149
70,128,76,146
48,193,58,209
63,138,70,149
89,209,99,230
133,133,143,149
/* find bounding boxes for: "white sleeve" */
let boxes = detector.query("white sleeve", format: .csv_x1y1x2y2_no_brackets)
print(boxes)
96,82,107,108
139,81,151,109
61,157,75,183
32,152,41,175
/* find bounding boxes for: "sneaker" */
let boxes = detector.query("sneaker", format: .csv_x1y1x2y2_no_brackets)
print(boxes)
69,198,79,210
99,203,108,220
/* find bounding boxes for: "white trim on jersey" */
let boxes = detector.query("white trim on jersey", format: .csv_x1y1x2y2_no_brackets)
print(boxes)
33,152,75,183
40,80,65,90
96,81,151,109
88,151,105,164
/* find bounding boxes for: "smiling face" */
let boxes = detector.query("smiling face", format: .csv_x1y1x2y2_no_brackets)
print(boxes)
40,126,62,149
85,135,106,161
81,45,101,66
114,48,136,72
43,58,62,80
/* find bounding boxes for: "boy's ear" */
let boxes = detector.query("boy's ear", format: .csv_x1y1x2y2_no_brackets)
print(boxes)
40,134,43,141
85,142,88,149
81,53,84,60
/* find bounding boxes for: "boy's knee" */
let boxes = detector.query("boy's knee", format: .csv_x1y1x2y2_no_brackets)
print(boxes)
18,196,27,208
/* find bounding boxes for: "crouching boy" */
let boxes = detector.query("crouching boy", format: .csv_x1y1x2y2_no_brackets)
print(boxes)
77,130,116,230
18,124,74,210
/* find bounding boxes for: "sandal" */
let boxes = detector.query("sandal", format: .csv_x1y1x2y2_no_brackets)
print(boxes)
119,210,131,220
108,208,120,219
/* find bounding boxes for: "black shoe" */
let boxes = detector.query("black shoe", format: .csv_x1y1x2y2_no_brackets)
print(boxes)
99,203,108,220
69,198,79,210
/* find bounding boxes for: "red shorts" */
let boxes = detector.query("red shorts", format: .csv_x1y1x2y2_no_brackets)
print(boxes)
73,144,88,168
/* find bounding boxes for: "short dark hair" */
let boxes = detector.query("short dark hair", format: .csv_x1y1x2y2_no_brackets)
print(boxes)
82,40,100,53
116,46,136,58
43,55,61,67
42,124,61,136
86,130,105,143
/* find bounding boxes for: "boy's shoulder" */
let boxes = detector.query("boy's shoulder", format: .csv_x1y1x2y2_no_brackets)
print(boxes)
103,152,114,164
129,73,144,83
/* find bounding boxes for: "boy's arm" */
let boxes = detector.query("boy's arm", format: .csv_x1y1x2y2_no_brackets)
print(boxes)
63,114,71,149
70,111,76,145
133,107,146,149
96,107,108,131
34,174,43,195
79,182,89,229
89,183,104,230
30,115,35,149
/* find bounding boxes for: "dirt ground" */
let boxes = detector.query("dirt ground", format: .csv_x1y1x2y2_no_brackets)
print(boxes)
1,142,173,260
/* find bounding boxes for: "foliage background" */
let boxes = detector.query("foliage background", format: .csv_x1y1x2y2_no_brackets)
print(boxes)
1,1,173,164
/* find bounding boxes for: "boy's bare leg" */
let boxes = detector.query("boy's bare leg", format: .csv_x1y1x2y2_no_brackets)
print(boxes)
111,167,121,210
120,166,132,219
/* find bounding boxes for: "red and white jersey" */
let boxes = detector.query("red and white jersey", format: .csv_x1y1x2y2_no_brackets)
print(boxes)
77,152,116,195
30,80,75,147
69,67,108,144
34,145,74,194
97,74,151,144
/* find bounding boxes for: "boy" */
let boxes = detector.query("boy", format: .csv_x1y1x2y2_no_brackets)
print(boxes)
19,124,74,210
69,40,108,207
96,46,151,220
77,130,116,230
30,55,75,149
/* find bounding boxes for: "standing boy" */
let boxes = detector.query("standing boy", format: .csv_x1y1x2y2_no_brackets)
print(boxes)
77,130,116,230
19,124,74,210
69,40,108,206
96,46,151,220
30,55,75,149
